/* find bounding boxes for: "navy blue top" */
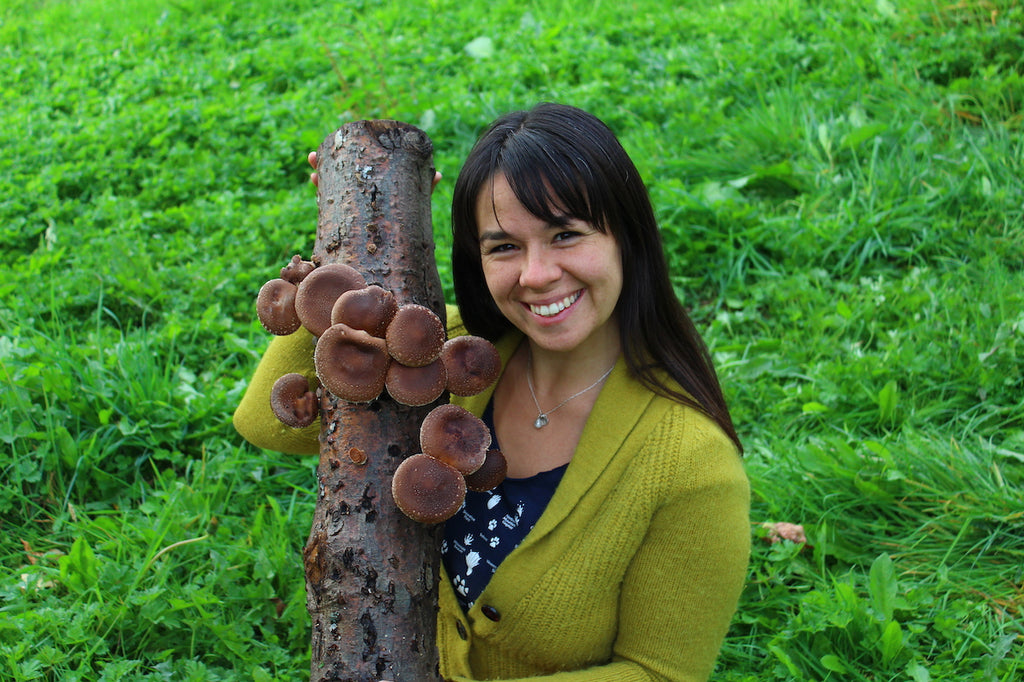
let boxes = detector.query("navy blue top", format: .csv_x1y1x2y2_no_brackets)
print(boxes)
442,400,568,612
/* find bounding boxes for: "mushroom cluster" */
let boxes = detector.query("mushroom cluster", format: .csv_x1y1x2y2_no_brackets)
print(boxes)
256,255,506,523
257,256,502,409
392,404,508,523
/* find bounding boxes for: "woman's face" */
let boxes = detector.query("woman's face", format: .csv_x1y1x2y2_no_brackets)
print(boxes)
475,173,623,355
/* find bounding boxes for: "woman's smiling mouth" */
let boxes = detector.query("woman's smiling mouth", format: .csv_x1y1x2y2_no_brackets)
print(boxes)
528,290,581,318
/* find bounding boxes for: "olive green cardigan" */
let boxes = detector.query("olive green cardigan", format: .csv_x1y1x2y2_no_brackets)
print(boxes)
233,311,750,682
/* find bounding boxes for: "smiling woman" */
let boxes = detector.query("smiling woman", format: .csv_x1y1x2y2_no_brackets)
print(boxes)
476,173,623,360
235,103,749,681
432,106,748,681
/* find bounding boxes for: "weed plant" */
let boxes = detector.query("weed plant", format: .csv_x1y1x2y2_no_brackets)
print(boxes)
1,0,1021,679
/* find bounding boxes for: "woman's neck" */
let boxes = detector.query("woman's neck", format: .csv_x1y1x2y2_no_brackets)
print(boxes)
491,331,621,478
522,330,621,402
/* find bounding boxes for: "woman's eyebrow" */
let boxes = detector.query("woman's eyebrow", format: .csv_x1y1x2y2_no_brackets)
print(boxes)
478,228,511,242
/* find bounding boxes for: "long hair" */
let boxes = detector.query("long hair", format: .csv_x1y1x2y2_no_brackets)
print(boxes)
451,103,742,453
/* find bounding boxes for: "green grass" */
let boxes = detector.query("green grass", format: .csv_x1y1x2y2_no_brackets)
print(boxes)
2,0,1022,679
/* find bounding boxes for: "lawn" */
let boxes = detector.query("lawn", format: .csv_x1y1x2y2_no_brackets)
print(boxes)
1,0,1021,679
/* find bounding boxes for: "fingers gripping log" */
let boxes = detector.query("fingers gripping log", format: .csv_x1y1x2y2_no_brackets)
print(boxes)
304,120,445,682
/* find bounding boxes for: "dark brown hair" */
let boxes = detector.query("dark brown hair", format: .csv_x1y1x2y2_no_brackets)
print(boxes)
451,103,741,453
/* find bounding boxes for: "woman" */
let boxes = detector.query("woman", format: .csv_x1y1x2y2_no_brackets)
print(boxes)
234,103,749,681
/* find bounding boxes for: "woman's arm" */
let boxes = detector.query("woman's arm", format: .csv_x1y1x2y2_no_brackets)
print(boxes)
611,459,750,681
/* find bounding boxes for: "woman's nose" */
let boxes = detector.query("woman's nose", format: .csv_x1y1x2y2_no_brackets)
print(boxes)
519,249,560,289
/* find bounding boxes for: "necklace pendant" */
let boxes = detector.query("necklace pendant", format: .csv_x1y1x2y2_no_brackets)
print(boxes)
534,414,549,429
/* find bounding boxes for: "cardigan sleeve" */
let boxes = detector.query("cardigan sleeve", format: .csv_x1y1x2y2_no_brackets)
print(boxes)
232,328,320,455
611,427,750,681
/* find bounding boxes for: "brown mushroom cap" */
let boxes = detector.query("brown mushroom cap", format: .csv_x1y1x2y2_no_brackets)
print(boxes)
392,453,466,524
313,323,389,403
295,263,367,337
280,255,316,284
270,373,318,428
256,278,302,335
419,403,491,475
385,304,446,367
441,335,502,396
385,358,447,407
331,285,398,338
464,449,508,492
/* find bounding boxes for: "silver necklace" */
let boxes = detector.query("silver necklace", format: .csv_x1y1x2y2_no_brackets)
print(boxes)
525,349,616,429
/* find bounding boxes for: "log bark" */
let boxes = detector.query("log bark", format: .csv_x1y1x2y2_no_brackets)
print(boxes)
304,120,445,682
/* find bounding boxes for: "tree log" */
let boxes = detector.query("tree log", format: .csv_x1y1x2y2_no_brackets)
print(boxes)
304,120,445,682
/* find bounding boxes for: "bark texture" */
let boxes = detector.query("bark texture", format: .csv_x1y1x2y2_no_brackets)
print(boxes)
305,120,445,682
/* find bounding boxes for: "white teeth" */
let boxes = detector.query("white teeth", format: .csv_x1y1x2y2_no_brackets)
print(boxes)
530,292,579,317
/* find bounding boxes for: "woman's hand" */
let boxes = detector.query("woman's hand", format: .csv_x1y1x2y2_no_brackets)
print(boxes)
308,151,442,191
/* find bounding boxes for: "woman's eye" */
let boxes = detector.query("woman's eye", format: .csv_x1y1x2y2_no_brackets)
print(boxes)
486,243,515,254
554,231,580,242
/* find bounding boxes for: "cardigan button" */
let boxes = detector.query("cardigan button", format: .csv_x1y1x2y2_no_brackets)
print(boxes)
481,605,501,622
455,620,468,640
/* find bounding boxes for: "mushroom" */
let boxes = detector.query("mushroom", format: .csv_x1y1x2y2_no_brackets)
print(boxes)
441,335,502,396
385,304,446,367
295,263,367,337
270,373,319,428
313,323,390,403
385,359,447,407
280,255,316,284
419,403,490,475
464,449,508,492
256,278,302,335
391,453,466,524
331,285,398,338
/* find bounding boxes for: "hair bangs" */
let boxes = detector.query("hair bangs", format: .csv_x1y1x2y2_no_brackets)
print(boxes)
497,130,605,233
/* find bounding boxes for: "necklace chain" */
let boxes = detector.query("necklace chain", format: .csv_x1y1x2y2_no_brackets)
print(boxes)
526,349,615,429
